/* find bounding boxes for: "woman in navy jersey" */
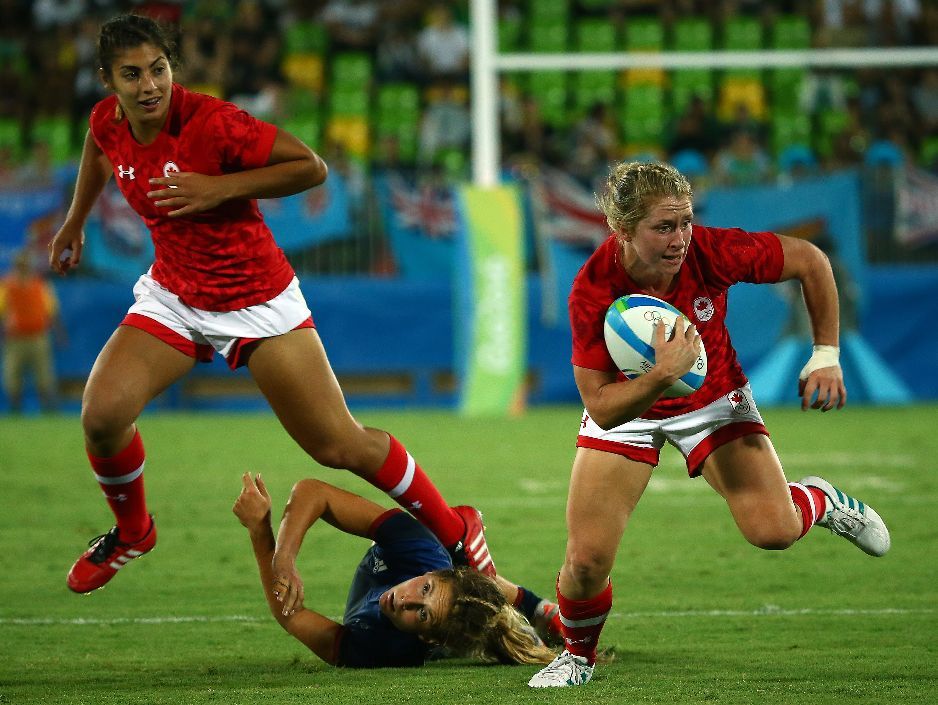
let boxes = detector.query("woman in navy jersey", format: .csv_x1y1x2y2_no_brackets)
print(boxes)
48,14,494,595
232,473,559,668
527,161,892,688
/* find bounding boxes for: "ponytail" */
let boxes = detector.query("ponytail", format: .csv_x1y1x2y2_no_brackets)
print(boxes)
429,568,557,665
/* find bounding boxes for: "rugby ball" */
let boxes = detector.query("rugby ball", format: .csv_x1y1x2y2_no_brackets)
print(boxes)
603,294,707,398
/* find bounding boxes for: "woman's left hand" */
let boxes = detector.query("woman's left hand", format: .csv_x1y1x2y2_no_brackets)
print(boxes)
232,472,272,530
271,557,305,616
148,172,228,217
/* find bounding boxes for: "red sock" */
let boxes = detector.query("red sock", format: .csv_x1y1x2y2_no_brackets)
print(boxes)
557,578,613,664
369,435,463,547
788,482,826,538
88,429,150,542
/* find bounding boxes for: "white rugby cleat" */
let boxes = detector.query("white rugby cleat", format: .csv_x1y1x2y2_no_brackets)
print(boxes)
800,476,891,557
528,650,594,688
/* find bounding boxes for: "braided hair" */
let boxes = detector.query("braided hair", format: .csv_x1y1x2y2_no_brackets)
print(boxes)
427,567,556,665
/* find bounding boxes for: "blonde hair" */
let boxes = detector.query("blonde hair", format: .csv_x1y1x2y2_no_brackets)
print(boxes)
596,161,693,236
429,568,556,665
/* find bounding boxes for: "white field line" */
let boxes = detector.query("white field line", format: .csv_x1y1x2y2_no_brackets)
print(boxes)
2,606,933,627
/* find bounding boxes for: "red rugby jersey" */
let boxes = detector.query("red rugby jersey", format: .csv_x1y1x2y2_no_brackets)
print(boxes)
90,83,294,311
569,225,784,419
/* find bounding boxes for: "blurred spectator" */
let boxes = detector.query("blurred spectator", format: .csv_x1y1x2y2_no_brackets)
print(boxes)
912,68,938,135
713,129,772,186
0,250,62,413
815,0,874,47
319,0,380,53
720,103,766,146
501,82,546,167
416,4,470,86
667,95,721,160
418,84,470,167
179,4,233,96
31,0,84,31
375,24,420,82
70,15,108,148
865,0,921,45
224,0,283,119
828,95,872,167
568,103,619,185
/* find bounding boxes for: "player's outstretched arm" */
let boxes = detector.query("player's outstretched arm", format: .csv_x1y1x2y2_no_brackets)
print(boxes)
48,130,112,275
232,472,342,664
775,234,846,411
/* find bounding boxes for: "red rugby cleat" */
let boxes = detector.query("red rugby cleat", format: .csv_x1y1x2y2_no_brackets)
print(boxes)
67,516,156,593
449,505,496,577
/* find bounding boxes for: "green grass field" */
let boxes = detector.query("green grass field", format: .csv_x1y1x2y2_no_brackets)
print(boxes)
1,405,936,704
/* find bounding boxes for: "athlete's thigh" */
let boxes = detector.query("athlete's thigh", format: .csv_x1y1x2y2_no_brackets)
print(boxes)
84,325,196,417
699,434,798,535
247,328,363,447
566,447,653,561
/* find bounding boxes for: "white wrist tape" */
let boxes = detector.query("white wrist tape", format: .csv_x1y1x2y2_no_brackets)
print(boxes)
798,345,841,380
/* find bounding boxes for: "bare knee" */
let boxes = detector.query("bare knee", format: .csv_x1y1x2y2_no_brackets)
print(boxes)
563,545,614,595
81,392,137,451
741,523,800,551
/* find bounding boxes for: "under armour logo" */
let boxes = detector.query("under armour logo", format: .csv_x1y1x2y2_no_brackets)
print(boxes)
105,493,128,502
410,500,423,510
117,165,135,180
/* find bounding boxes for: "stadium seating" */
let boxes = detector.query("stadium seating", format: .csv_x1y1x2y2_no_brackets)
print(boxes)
770,15,811,49
528,0,568,23
528,70,569,128
624,16,665,86
621,83,666,150
921,136,938,168
815,108,850,158
32,116,74,164
528,20,568,52
0,117,20,157
771,112,812,156
669,17,714,114
499,13,523,51
327,52,373,158
374,83,421,163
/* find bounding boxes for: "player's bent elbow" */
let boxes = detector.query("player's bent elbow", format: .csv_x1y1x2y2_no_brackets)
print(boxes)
306,154,328,188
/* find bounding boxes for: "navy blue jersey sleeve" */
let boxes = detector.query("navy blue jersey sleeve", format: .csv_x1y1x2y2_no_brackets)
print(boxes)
371,511,453,575
336,621,429,668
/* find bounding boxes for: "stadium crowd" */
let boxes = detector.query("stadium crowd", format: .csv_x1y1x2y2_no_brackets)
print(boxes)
1,0,937,192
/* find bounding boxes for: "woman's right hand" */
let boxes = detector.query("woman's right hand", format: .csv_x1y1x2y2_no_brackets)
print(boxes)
271,554,305,616
48,223,84,275
652,316,701,386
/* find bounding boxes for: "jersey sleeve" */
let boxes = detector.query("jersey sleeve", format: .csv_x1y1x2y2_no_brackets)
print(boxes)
569,277,617,372
697,227,784,287
206,103,278,172
336,622,428,668
371,512,453,576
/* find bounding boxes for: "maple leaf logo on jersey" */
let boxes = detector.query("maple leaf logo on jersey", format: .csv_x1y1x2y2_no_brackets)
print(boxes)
693,296,714,322
726,388,751,415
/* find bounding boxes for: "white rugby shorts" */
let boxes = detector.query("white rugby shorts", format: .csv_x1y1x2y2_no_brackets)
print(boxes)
121,273,314,369
576,384,768,477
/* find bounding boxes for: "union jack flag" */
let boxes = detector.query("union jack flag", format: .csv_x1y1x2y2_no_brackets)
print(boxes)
388,174,457,239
